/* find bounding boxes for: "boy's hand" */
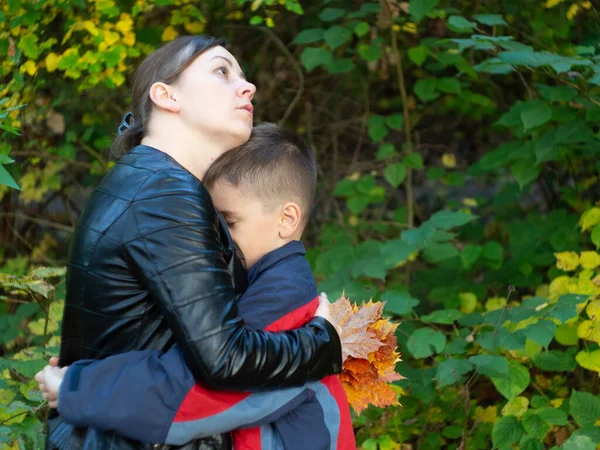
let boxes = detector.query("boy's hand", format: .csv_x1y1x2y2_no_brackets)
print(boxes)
34,359,67,409
315,293,346,360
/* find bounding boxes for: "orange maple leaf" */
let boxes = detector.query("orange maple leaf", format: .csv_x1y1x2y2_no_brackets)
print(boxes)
331,294,403,414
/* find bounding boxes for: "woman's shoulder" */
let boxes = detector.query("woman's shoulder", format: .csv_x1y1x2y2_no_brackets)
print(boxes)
112,145,211,202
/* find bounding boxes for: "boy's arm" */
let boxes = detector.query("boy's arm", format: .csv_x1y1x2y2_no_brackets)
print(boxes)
56,345,321,445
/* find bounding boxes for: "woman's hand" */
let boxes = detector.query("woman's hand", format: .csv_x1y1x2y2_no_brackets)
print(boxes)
314,293,346,361
34,357,67,409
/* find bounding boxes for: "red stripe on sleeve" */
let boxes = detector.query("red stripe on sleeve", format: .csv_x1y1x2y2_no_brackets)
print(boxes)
174,383,251,422
264,296,319,332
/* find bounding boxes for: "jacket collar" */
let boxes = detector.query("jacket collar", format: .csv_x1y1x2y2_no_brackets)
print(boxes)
248,240,306,284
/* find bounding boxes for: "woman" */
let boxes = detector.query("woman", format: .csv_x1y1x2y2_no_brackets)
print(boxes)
49,35,342,450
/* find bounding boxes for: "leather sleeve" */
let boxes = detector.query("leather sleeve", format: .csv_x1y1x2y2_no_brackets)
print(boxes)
124,177,342,389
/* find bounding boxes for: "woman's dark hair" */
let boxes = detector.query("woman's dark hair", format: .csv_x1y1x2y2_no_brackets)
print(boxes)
111,35,226,156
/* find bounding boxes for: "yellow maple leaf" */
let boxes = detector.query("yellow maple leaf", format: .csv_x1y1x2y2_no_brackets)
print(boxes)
332,295,403,414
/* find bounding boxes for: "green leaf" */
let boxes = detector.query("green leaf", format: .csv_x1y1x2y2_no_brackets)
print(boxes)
318,7,346,21
300,47,332,72
354,22,369,37
570,390,600,427
497,50,564,67
384,163,407,187
591,224,600,249
422,309,463,324
491,360,530,400
292,29,325,44
536,84,577,102
428,209,477,229
519,435,544,450
482,241,504,268
436,77,461,94
408,45,429,66
324,26,353,50
368,123,388,142
382,289,420,315
556,122,594,144
358,44,382,62
376,143,397,160
448,15,476,33
521,410,551,440
407,328,447,358
474,57,515,74
469,355,509,378
511,158,541,190
347,195,370,214
534,129,558,164
532,350,577,372
423,242,459,262
521,101,552,130
403,153,424,169
414,79,439,101
385,113,404,130
19,34,40,59
473,14,508,26
492,415,525,448
436,358,473,387
538,407,568,426
502,396,529,417
326,58,355,74
0,164,20,189
408,0,439,23
523,320,556,349
461,244,483,270
562,435,597,450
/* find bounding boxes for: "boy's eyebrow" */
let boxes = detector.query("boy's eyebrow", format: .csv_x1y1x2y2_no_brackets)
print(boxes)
211,55,247,80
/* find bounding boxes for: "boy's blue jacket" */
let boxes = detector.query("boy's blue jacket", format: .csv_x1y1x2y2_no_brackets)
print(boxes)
57,241,355,450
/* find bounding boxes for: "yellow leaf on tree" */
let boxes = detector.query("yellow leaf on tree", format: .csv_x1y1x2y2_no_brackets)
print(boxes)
45,52,60,72
576,350,600,373
555,251,580,271
485,296,506,311
162,26,178,42
555,324,579,346
545,0,566,7
579,207,600,231
577,320,600,344
549,275,570,298
474,405,497,423
566,4,579,20
501,396,529,417
122,32,136,46
104,30,120,47
83,20,99,36
115,13,133,34
184,22,205,34
20,60,37,76
586,300,600,320
442,153,456,168
580,251,600,270
459,292,477,314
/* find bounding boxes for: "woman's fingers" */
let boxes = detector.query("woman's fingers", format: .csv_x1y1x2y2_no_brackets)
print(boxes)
48,356,59,367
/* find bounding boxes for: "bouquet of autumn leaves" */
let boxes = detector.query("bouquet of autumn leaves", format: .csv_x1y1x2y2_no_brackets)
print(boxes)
331,295,403,414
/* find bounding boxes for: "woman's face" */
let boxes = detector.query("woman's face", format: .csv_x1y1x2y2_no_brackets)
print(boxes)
173,46,256,150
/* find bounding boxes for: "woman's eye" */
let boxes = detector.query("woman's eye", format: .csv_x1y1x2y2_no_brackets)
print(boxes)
216,66,229,77
226,221,236,227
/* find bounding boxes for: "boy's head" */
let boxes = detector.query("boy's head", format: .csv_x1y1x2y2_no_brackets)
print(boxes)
204,123,317,269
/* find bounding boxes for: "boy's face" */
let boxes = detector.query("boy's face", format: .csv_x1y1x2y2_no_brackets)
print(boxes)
209,181,282,269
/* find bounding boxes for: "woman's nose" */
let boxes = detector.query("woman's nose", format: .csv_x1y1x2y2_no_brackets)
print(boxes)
238,80,256,100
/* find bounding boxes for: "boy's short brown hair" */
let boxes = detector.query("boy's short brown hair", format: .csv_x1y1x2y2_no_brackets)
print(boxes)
203,123,317,225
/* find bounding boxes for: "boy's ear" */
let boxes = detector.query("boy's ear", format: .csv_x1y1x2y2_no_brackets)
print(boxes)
278,202,302,239
148,82,180,113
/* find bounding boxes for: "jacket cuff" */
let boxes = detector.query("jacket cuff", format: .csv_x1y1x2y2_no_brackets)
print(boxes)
310,316,343,375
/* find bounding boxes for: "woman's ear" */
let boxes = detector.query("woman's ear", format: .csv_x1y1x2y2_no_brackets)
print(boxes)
148,82,180,113
278,202,302,239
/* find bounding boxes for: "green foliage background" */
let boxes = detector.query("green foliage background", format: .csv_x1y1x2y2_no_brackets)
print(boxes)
1,0,600,448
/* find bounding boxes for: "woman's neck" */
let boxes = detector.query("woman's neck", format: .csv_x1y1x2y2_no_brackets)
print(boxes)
141,118,226,181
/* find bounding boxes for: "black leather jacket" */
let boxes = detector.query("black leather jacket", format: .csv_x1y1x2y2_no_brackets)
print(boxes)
48,145,342,450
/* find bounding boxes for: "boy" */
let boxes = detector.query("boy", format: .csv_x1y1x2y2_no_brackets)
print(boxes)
36,123,356,450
